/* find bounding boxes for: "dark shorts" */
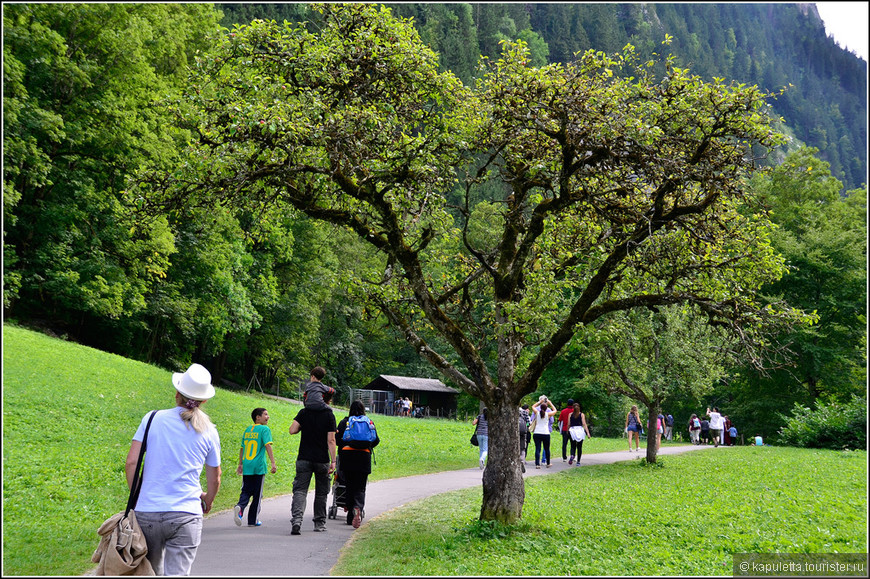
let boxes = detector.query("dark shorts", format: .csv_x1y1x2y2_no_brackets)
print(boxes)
627,424,640,432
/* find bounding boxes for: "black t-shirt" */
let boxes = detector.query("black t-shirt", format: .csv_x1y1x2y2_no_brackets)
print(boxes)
293,407,337,463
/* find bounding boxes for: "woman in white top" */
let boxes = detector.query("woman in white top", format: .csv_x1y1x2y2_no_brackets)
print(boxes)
126,363,222,576
530,396,558,468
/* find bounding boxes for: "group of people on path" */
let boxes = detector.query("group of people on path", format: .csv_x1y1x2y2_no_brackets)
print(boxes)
624,404,739,452
474,396,592,472
688,407,738,446
125,363,378,576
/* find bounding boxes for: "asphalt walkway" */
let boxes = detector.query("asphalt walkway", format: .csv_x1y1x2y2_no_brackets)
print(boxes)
190,444,717,576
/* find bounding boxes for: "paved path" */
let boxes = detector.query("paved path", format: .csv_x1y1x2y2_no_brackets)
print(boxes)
190,444,716,576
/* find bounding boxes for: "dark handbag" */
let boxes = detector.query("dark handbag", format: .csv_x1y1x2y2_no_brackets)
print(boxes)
470,432,479,446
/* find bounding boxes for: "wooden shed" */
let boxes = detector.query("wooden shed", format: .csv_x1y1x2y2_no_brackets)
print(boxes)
353,374,459,417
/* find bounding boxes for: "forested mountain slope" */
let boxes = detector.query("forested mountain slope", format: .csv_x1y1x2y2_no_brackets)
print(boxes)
219,2,866,191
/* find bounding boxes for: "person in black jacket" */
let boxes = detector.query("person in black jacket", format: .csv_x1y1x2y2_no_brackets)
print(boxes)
336,400,380,529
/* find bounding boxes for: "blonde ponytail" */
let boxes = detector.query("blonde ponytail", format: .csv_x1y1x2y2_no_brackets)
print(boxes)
179,395,213,433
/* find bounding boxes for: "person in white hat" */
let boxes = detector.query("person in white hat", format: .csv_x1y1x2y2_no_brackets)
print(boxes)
125,363,222,576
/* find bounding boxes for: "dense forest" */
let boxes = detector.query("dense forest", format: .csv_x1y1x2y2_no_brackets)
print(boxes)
3,3,866,444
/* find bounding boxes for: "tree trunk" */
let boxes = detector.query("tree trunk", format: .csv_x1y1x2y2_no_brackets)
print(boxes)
479,396,525,523
644,401,661,464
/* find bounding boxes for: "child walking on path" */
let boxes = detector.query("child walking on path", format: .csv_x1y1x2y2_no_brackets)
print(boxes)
234,408,277,527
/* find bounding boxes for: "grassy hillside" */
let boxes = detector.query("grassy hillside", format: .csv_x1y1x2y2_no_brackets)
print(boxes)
1,324,472,575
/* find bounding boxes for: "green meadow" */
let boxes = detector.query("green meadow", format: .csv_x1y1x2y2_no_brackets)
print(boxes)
3,325,867,575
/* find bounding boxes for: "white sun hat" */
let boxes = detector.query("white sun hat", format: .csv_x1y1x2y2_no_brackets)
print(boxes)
172,363,215,401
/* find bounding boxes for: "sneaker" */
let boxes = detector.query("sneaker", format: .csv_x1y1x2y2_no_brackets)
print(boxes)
291,524,301,536
352,508,362,529
568,455,574,465
546,463,552,468
521,462,526,473
563,458,567,462
479,458,485,470
248,521,262,527
536,465,541,469
233,505,243,527
313,526,327,532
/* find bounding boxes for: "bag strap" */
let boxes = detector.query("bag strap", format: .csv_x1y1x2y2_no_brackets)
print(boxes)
126,410,157,516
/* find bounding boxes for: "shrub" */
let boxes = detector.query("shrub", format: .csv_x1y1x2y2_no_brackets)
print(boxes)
777,394,867,450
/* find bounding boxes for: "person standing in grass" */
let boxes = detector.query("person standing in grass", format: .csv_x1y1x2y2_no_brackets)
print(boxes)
126,363,222,576
625,405,642,452
568,402,591,466
472,408,489,470
233,407,277,528
530,396,558,468
336,400,380,528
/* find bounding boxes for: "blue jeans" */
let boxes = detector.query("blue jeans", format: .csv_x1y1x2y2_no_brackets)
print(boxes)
533,433,551,465
291,460,330,529
477,434,489,463
135,510,202,576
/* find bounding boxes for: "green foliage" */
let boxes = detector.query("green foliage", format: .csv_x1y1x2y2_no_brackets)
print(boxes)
777,395,867,450
726,148,866,439
3,3,222,331
333,446,867,575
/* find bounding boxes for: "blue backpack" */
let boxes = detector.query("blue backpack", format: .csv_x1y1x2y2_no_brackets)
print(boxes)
343,415,377,445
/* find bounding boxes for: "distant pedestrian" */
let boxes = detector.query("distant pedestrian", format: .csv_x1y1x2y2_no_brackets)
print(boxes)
234,408,277,527
707,407,724,448
688,414,701,445
625,405,642,452
336,400,380,529
289,388,337,535
723,415,732,446
700,418,710,445
728,423,738,446
567,403,591,466
302,366,335,411
655,413,665,451
519,404,531,462
558,399,575,462
125,363,221,576
472,408,489,470
664,413,674,441
531,396,558,468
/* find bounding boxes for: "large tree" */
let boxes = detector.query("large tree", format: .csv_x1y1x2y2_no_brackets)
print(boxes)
138,4,809,522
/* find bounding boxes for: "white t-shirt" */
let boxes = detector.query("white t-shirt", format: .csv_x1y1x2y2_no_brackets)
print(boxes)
708,411,724,430
133,407,221,514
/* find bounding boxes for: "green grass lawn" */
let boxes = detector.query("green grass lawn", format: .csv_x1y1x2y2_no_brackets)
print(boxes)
332,446,867,576
3,324,867,575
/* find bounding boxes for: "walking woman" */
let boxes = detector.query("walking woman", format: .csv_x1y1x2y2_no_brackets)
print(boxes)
125,363,222,576
625,405,642,452
530,396,558,468
336,400,380,528
472,408,489,469
568,403,592,465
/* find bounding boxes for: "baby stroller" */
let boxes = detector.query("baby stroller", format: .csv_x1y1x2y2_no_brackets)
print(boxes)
327,456,365,521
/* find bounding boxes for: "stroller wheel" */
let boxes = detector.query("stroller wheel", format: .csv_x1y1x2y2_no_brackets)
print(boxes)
328,506,337,519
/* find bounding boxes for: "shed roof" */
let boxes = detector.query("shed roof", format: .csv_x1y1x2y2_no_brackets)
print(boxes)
370,375,459,394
